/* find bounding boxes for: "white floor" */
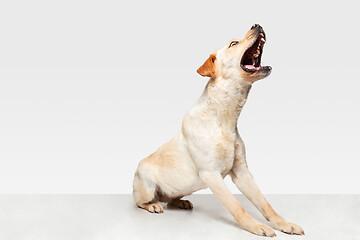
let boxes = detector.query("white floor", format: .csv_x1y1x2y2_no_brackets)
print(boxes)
0,194,359,240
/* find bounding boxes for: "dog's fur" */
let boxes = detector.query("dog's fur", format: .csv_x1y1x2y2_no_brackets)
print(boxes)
133,25,304,237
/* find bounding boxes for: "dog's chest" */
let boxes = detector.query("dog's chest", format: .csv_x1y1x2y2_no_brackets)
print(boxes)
216,131,236,176
220,154,235,176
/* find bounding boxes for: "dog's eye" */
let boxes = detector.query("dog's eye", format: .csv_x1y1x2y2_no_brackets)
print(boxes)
229,41,239,48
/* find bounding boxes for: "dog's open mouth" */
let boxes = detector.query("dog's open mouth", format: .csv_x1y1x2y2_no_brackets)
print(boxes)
241,33,267,73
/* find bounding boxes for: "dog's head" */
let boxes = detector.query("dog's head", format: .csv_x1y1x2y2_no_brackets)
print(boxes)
197,24,271,84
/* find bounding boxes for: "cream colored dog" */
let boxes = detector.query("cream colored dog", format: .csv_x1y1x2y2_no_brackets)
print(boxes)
133,24,304,237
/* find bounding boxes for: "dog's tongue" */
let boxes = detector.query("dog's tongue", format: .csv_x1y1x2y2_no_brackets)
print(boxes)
244,65,261,71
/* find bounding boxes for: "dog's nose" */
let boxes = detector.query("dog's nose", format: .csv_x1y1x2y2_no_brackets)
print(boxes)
251,24,262,30
251,24,260,29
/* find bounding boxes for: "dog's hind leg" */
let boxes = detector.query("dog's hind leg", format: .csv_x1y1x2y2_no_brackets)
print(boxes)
133,171,163,214
167,198,193,210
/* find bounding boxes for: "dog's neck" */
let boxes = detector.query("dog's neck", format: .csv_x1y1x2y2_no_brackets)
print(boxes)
196,76,252,130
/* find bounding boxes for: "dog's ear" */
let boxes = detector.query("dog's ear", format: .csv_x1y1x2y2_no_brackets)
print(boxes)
197,53,216,78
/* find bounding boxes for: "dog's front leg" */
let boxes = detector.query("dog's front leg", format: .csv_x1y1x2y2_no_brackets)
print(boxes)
199,171,276,237
230,136,304,235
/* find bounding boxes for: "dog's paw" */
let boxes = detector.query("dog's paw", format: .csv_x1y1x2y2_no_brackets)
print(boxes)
272,220,304,235
168,199,193,210
247,223,276,237
145,203,164,214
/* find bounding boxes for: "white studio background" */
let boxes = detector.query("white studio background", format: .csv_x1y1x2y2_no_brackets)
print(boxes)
0,0,359,194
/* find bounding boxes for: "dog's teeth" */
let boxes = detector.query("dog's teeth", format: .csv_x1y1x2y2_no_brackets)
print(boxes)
261,38,266,42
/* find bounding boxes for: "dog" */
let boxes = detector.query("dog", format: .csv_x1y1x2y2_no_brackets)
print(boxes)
133,24,304,237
